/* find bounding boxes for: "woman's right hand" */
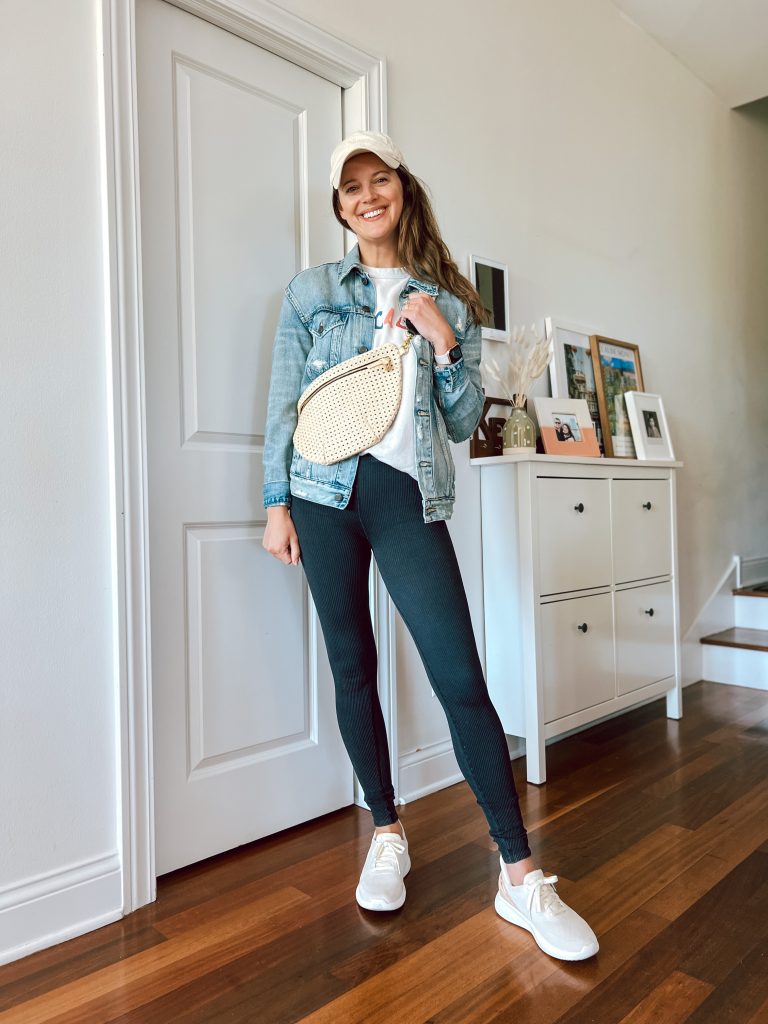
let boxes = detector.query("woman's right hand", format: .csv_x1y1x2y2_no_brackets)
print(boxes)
263,506,301,565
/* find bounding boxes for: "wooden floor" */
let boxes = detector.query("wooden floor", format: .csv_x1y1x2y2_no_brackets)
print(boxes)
2,679,767,1023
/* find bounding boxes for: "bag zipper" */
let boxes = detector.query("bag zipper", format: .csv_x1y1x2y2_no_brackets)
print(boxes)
297,334,413,414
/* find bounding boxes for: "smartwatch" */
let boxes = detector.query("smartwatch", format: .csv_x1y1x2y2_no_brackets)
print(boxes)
434,344,463,366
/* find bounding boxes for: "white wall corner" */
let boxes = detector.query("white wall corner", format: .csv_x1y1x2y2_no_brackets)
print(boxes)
0,854,122,967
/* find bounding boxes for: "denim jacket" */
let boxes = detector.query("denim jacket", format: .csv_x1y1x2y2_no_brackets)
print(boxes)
262,244,485,523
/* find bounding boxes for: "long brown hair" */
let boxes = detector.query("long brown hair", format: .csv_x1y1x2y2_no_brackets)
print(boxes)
332,164,487,328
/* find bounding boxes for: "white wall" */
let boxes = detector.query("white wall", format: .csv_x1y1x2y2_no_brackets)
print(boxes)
1,0,767,962
273,0,768,636
0,0,121,959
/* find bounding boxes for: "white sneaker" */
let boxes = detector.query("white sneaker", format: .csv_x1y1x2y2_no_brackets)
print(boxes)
494,856,599,961
355,824,411,911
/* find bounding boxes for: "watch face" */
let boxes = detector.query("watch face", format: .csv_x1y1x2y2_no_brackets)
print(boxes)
448,344,463,363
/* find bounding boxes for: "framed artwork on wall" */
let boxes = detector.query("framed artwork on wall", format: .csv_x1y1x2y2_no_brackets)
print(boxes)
532,397,601,457
545,317,605,456
469,255,509,342
625,391,675,460
590,335,645,458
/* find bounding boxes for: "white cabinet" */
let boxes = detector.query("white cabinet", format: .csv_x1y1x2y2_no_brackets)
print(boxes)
614,580,676,695
473,453,683,784
537,478,611,594
540,592,615,721
612,479,672,583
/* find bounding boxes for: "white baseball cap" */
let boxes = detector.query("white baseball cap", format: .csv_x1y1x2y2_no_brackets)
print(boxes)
330,130,405,189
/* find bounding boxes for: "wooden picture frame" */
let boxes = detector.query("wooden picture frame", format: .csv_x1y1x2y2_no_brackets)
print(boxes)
590,335,645,458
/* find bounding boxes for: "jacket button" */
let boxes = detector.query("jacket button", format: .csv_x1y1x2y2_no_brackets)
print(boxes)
362,305,371,314
419,359,428,367
417,410,428,416
358,345,367,353
360,276,369,285
334,494,343,501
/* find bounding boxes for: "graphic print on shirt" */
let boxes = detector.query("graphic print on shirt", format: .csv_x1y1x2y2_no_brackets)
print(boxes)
375,305,409,333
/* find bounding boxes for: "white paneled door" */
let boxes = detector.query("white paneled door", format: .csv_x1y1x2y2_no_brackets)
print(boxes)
136,0,348,875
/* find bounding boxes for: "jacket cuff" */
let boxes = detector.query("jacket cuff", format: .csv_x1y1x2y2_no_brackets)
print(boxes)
264,481,292,509
432,357,467,393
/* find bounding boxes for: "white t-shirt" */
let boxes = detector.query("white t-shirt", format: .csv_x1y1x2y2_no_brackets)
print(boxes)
359,265,418,480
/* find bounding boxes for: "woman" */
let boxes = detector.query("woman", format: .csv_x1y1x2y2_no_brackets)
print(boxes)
262,131,598,961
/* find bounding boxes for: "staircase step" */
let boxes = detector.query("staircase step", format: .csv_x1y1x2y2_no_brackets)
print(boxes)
733,581,768,598
701,627,768,653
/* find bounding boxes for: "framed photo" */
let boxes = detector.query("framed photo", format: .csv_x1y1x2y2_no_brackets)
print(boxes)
532,397,601,457
625,392,675,460
545,317,605,456
469,255,509,342
590,335,645,458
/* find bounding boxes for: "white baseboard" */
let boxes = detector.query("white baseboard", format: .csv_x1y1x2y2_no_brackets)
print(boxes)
703,645,768,691
0,852,123,966
396,739,463,806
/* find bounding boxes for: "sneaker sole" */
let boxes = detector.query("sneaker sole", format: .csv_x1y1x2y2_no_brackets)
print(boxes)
494,892,599,961
355,855,411,912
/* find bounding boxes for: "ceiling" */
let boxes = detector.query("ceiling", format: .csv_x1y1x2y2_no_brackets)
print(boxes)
610,0,768,108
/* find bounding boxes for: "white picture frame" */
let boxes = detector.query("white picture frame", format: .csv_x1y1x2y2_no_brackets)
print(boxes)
624,391,675,460
545,316,605,456
469,254,509,342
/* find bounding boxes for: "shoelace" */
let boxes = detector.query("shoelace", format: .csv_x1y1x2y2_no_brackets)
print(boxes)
526,873,566,916
372,836,406,873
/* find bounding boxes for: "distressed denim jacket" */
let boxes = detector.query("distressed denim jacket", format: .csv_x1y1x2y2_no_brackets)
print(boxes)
262,244,485,524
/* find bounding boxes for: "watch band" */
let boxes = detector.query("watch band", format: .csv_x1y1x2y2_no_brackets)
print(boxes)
435,343,462,365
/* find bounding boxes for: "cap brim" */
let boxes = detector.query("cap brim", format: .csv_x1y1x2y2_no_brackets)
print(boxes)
331,147,401,189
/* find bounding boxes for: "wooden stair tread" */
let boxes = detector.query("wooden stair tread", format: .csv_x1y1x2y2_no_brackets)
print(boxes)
700,627,768,652
733,581,768,598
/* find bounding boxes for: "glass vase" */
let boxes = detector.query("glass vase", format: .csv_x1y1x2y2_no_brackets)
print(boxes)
502,400,536,454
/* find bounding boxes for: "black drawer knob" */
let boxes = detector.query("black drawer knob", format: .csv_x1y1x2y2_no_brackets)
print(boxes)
577,622,589,633
644,608,655,616
574,502,584,513
642,501,652,510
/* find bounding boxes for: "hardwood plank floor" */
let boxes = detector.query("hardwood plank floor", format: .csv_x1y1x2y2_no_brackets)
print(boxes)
1,679,767,1023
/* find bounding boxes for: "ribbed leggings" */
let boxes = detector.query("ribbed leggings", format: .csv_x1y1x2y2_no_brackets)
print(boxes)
289,453,531,864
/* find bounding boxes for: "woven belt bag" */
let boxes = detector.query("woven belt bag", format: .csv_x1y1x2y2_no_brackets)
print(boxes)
293,331,414,465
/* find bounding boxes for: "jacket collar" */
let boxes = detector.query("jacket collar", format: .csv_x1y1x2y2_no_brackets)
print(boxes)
338,243,439,296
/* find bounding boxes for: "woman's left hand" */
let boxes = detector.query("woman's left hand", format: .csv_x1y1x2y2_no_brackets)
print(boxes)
401,293,455,354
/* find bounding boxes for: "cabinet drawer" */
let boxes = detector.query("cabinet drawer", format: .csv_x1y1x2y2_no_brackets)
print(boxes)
537,478,611,595
612,479,671,583
615,581,675,695
540,592,615,723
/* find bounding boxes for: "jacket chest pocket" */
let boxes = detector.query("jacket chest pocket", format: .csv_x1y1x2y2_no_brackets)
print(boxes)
305,312,346,382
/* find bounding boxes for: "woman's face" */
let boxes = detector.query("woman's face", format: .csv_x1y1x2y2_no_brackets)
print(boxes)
335,152,404,248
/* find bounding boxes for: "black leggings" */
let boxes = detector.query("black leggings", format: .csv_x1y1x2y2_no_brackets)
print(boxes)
290,453,531,864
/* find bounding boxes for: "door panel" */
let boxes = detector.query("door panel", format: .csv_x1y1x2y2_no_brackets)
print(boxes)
137,0,348,875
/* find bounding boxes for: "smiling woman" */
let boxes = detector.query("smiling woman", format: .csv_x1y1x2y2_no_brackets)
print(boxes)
260,130,599,962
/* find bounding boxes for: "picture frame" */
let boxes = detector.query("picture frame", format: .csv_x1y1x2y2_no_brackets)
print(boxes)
545,317,605,456
590,335,645,458
531,397,601,457
469,255,510,342
624,392,675,461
